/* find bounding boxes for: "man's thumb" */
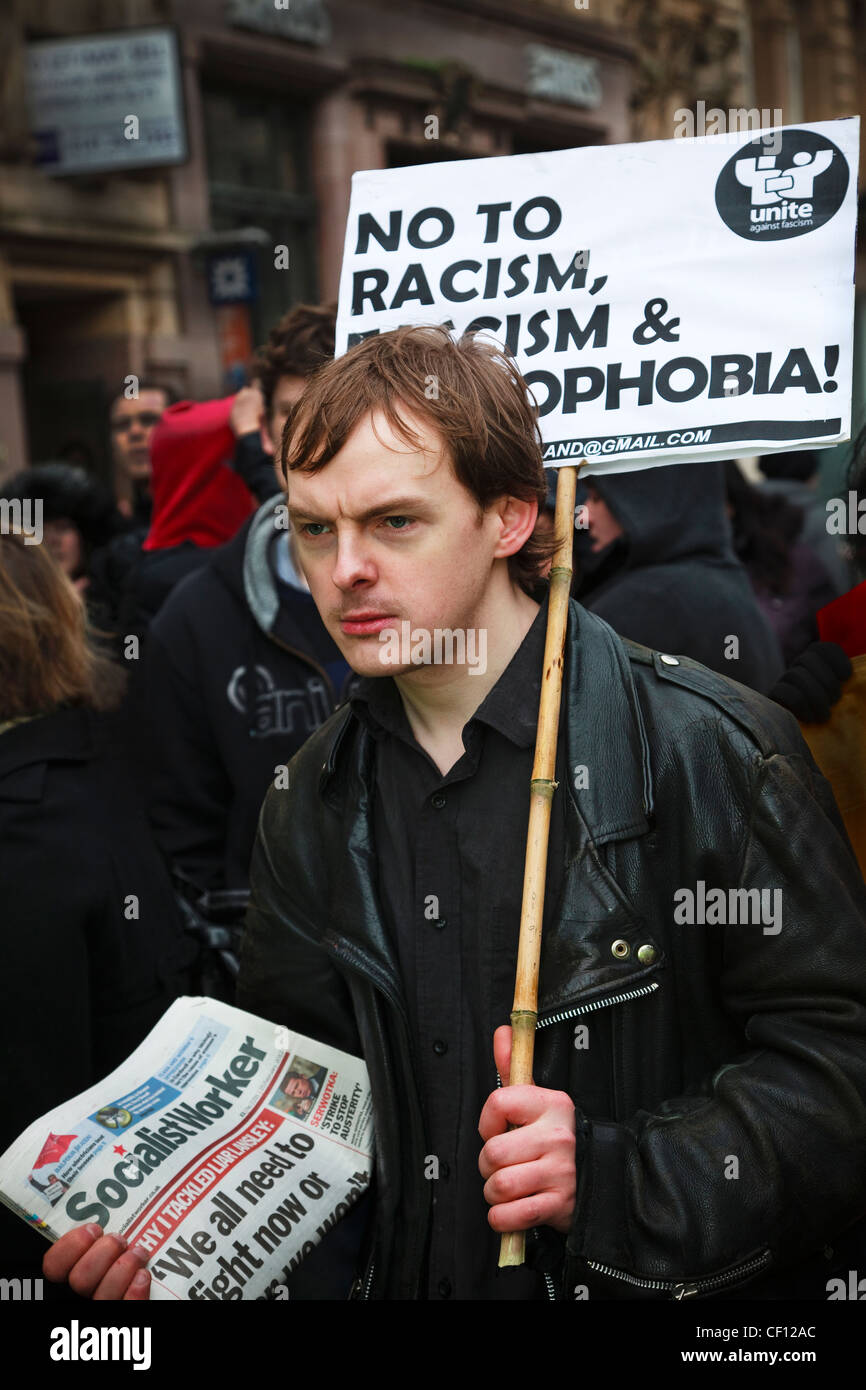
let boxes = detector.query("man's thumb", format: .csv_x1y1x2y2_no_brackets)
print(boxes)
493,1024,512,1088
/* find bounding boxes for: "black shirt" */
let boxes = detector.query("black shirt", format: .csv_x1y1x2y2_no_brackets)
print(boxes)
350,596,567,1300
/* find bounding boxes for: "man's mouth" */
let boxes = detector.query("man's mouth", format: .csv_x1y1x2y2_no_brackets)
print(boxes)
339,612,398,636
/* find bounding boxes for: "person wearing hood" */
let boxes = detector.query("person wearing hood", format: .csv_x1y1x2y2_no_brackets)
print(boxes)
108,393,259,645
0,462,123,592
139,303,350,896
576,460,784,693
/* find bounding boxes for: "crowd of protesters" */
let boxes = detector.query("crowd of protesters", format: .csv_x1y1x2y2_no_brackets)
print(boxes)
2,303,866,1301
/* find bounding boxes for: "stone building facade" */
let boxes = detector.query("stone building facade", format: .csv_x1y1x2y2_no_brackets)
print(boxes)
0,0,862,480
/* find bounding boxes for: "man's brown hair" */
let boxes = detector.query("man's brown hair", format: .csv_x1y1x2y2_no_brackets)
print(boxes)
254,301,337,416
0,533,124,721
282,324,555,593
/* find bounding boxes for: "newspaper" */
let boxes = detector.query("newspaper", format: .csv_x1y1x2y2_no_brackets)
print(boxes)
0,997,374,1300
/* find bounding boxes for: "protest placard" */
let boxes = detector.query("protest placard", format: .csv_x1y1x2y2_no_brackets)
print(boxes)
336,119,859,473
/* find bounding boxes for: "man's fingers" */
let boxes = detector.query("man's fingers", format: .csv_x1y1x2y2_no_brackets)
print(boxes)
123,1268,152,1302
486,1190,565,1233
92,1247,151,1302
43,1224,104,1283
478,1122,551,1179
493,1024,512,1088
478,1083,557,1141
60,1232,137,1299
482,1156,551,1205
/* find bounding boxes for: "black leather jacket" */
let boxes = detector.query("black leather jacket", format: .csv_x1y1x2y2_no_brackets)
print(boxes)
238,601,866,1300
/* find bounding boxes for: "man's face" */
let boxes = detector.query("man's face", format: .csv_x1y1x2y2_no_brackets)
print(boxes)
283,1075,313,1099
584,487,625,553
110,390,169,486
263,374,308,462
259,374,308,495
43,518,84,578
288,407,529,680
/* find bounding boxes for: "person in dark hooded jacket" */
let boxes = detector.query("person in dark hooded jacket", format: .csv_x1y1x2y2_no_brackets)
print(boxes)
138,302,342,896
141,496,355,895
577,460,784,693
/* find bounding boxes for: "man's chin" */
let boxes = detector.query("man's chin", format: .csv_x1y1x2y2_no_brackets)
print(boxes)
339,639,412,678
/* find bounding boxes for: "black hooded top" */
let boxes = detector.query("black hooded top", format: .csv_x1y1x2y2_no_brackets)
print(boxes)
579,461,784,694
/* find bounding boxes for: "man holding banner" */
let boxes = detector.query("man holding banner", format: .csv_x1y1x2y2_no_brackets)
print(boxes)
44,119,866,1302
48,323,866,1301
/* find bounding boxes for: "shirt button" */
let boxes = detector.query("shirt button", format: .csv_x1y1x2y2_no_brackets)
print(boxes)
431,792,447,809
433,1039,448,1056
433,918,447,930
438,1278,452,1299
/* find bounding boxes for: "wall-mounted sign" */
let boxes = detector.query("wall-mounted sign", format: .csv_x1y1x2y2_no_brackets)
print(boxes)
26,28,187,176
207,251,259,305
526,44,602,110
225,0,332,47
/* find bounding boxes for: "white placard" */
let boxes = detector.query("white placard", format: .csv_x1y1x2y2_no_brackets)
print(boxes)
336,120,859,473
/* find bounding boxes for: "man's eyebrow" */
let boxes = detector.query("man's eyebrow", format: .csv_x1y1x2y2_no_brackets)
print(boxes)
287,496,432,524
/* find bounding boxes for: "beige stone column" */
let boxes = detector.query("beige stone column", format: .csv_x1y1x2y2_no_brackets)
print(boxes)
0,253,27,479
311,91,386,300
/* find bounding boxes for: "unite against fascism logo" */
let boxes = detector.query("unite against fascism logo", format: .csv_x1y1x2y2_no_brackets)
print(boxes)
715,129,849,241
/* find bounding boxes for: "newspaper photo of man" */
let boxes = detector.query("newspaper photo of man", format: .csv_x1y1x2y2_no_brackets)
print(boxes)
270,1059,328,1121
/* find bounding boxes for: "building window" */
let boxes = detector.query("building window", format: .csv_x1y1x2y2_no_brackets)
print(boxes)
202,86,318,339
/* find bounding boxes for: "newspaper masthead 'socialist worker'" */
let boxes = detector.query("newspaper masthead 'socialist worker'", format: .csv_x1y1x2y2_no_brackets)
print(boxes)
46,326,866,1301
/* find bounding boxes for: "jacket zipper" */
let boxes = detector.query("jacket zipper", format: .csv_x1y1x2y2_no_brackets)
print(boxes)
587,1249,772,1299
516,980,659,1302
536,978,659,1030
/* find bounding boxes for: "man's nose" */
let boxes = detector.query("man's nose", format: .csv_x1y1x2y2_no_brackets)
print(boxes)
331,534,378,589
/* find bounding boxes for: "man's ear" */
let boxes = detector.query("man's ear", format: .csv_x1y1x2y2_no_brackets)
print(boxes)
491,495,539,561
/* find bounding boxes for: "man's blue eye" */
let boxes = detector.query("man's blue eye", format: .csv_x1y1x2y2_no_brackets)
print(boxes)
303,523,328,536
384,516,411,529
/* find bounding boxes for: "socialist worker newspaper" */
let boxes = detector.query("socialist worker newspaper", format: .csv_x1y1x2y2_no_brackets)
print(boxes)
0,997,374,1300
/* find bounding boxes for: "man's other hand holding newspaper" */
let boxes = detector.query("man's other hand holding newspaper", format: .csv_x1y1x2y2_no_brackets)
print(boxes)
44,1225,151,1300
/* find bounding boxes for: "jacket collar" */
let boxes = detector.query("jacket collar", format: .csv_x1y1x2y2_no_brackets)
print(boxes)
561,599,654,843
0,705,93,780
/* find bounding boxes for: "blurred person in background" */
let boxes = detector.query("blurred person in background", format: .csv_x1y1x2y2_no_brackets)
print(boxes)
576,460,784,692
769,426,866,876
103,396,259,650
0,462,122,601
757,448,850,594
140,301,356,897
228,300,338,503
725,459,837,666
109,382,175,525
0,532,194,1291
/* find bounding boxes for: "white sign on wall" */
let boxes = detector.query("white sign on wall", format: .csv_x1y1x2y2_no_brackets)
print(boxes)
26,28,187,177
336,119,859,473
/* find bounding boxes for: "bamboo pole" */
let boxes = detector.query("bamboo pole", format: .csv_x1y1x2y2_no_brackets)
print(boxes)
498,461,580,1269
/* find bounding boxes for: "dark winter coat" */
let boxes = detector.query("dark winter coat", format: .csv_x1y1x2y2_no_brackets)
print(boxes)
239,600,866,1300
0,705,194,1275
580,462,785,692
